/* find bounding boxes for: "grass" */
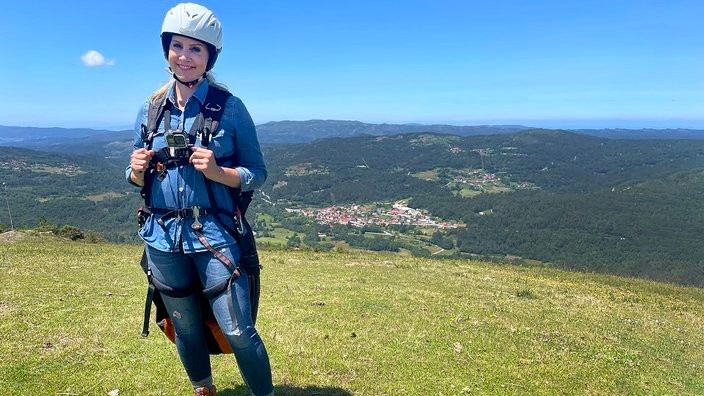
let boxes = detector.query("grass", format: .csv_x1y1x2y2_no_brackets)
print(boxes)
30,166,86,176
1,233,704,395
86,192,126,202
257,226,298,247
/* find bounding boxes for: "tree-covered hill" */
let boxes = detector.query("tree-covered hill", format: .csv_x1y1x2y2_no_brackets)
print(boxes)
411,169,704,285
262,129,704,202
0,147,140,242
4,122,701,151
0,127,133,158
254,119,531,143
2,128,704,286
260,130,704,285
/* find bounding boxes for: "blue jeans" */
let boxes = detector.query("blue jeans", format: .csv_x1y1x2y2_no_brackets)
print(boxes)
146,244,273,395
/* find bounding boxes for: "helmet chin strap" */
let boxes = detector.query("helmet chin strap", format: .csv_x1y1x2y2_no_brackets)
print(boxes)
173,73,206,89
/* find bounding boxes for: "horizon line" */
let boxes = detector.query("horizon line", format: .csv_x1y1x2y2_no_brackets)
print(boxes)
2,118,704,132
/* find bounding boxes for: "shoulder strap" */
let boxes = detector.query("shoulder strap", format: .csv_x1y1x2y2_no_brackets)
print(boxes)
199,85,232,147
139,94,171,208
200,84,234,211
197,86,257,253
142,94,170,150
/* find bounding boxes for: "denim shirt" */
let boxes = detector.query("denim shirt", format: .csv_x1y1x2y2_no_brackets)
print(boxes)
126,81,267,253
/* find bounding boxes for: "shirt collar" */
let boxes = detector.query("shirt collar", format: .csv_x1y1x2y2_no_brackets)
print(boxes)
166,79,210,108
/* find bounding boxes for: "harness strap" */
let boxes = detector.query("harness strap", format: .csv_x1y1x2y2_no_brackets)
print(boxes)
140,95,168,207
145,96,167,147
151,147,191,169
140,266,200,337
141,282,156,337
248,271,261,324
164,109,172,132
195,229,240,274
194,225,245,331
201,179,262,274
151,206,210,228
200,88,228,146
202,276,232,300
139,84,262,347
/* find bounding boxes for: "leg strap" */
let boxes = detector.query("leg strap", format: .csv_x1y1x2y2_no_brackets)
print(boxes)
141,282,156,337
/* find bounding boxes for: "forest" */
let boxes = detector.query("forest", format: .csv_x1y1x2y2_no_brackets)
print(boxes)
1,129,703,286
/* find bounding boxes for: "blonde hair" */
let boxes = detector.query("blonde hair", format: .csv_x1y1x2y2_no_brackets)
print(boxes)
149,72,229,104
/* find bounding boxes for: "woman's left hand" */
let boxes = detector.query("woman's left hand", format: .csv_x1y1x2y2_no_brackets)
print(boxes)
190,147,219,179
189,147,240,187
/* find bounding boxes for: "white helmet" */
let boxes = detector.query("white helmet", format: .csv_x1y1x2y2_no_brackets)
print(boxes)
161,3,223,71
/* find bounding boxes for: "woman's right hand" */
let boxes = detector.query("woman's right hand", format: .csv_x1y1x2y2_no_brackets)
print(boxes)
130,148,155,185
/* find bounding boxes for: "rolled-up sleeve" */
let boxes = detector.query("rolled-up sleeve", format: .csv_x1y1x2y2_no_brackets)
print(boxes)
229,96,267,191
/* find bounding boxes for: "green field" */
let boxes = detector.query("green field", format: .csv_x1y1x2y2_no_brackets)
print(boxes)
1,232,703,395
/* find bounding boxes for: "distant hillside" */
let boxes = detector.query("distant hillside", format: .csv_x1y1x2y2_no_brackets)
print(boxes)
255,120,530,143
2,127,704,286
256,120,704,143
262,129,704,200
259,130,704,286
2,122,704,156
0,146,138,242
0,125,120,146
0,126,133,158
572,128,704,140
0,122,530,155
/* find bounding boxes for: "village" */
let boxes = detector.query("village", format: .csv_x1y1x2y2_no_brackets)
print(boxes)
0,159,83,176
287,201,461,229
452,169,501,189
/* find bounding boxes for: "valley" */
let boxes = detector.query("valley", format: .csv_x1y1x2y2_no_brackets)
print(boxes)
1,123,704,286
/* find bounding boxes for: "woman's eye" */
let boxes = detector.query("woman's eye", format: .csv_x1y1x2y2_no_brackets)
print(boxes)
172,43,183,50
192,47,201,53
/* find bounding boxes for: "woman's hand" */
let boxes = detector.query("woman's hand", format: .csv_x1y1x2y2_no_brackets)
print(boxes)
130,148,155,186
190,147,241,188
190,147,218,177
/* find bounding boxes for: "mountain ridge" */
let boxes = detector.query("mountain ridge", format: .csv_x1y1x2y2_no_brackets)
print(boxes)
2,121,704,154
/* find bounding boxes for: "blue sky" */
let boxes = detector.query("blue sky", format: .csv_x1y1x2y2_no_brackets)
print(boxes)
2,0,702,129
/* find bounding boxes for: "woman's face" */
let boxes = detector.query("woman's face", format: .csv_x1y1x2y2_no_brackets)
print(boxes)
168,34,209,82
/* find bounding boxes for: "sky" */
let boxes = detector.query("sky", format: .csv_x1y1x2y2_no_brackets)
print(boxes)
1,0,702,130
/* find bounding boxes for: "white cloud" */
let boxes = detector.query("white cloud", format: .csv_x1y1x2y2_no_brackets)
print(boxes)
81,50,115,67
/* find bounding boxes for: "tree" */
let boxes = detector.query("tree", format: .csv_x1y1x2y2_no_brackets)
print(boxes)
286,235,302,248
57,225,84,241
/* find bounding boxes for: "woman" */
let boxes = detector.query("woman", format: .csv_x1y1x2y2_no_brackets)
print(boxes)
127,3,273,396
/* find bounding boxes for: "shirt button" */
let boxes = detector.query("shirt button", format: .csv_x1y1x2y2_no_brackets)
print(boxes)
179,187,184,192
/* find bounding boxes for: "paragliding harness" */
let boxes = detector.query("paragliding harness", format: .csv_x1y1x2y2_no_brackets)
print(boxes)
137,85,261,354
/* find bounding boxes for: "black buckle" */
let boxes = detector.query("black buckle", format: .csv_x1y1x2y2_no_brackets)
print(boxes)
137,207,151,227
154,206,208,230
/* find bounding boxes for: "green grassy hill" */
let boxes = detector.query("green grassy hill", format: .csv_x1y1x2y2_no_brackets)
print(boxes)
1,233,703,395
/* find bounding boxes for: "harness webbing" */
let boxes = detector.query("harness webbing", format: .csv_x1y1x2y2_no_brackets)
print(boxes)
138,84,263,354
